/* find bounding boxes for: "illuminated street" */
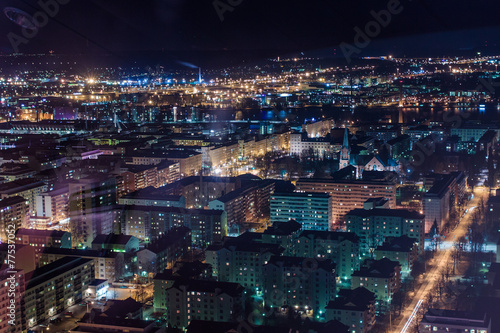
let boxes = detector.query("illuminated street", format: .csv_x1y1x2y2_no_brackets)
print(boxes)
393,186,492,333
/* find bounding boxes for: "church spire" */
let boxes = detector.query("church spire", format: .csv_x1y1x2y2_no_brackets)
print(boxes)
339,127,351,170
342,127,349,149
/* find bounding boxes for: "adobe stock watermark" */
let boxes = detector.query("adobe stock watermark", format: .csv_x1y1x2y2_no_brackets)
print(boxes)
476,74,500,94
6,214,17,326
6,0,70,53
340,0,409,64
213,0,243,22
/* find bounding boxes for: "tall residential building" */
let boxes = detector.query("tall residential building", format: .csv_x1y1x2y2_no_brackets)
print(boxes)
261,220,302,250
120,165,159,195
270,192,332,231
114,205,226,247
163,175,264,209
38,248,124,282
374,235,418,278
295,176,397,227
325,287,376,333
0,179,47,216
15,228,71,261
423,172,467,233
164,151,202,177
153,271,245,329
129,150,202,178
68,175,117,247
0,196,27,243
137,227,191,275
24,257,94,328
205,238,283,291
291,230,360,282
208,179,274,226
157,161,181,186
351,258,401,308
263,256,337,314
163,176,237,209
345,207,424,257
35,186,69,224
207,142,240,170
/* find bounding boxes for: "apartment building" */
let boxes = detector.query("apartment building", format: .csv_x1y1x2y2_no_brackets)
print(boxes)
270,192,332,231
295,177,396,227
345,207,425,257
24,257,94,328
0,196,27,243
153,272,245,329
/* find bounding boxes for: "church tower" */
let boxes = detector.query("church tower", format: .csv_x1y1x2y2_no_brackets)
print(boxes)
339,128,351,170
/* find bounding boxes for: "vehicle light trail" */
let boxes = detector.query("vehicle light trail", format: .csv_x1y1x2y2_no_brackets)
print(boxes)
400,299,423,333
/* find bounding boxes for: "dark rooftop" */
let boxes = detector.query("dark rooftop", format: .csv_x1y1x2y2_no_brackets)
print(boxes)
79,314,154,329
266,255,336,271
271,191,330,198
264,219,302,236
326,287,375,311
346,208,424,220
168,277,244,298
25,257,93,289
144,226,191,254
297,230,359,243
16,228,68,238
115,204,224,216
0,178,46,194
422,309,489,327
0,195,27,207
352,258,401,278
92,233,135,246
104,297,143,319
40,247,120,258
376,235,417,253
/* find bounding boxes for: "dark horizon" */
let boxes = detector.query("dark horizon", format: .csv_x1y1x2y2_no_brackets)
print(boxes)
1,0,500,68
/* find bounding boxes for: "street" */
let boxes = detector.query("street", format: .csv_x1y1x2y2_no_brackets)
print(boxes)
393,186,491,333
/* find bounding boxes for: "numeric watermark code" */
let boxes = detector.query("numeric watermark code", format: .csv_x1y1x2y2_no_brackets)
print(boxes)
6,221,17,326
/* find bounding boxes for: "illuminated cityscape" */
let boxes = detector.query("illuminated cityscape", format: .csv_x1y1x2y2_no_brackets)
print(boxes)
0,1,500,333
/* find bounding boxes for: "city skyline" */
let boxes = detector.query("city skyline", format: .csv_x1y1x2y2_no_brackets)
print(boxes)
0,2,500,333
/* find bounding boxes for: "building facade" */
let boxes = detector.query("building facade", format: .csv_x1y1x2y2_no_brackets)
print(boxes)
345,208,425,257
270,192,332,231
153,272,245,329
263,256,337,314
0,196,27,243
291,230,360,282
296,178,397,227
24,257,94,328
325,287,376,333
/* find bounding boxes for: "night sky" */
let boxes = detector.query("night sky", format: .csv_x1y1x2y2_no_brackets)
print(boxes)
1,0,500,66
